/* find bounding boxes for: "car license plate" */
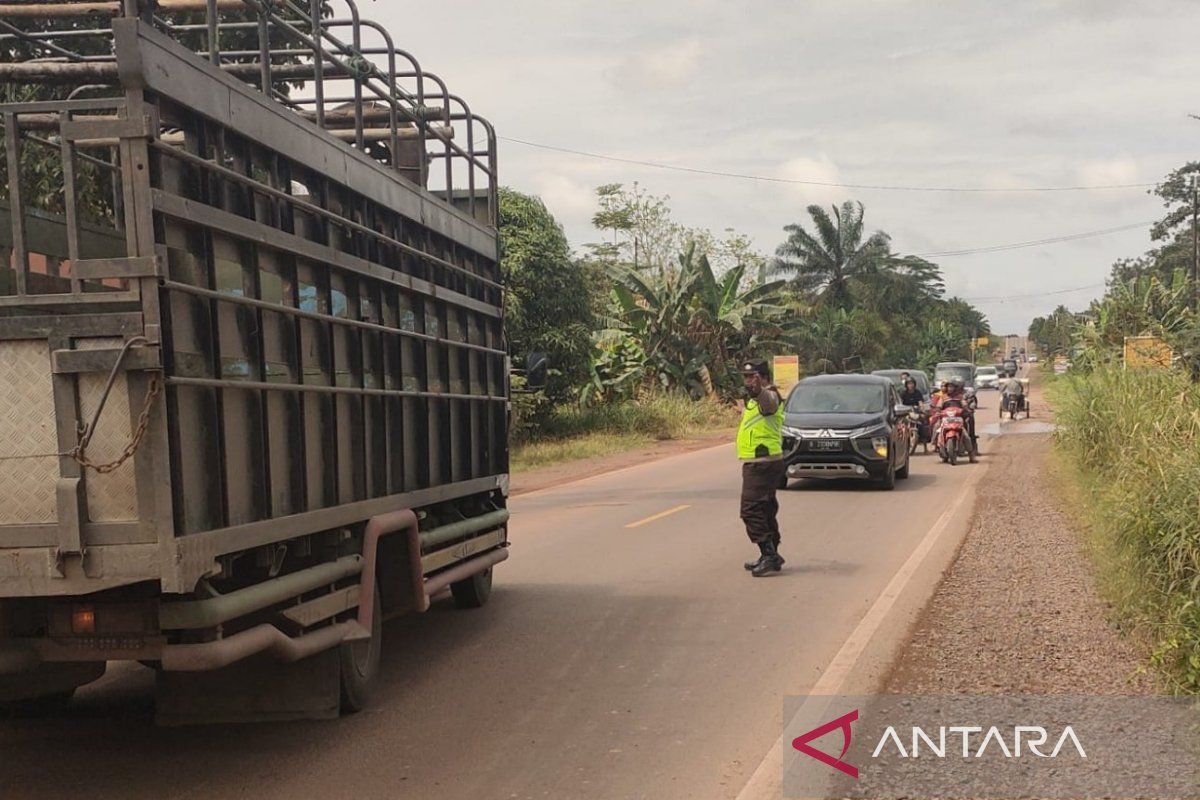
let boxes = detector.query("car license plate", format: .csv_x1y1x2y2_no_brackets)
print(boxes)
811,439,841,451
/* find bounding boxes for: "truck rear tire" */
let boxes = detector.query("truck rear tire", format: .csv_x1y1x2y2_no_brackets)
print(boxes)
339,585,382,714
451,565,493,609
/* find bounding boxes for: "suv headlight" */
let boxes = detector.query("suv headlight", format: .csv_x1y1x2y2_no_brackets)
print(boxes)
849,423,888,438
871,436,889,458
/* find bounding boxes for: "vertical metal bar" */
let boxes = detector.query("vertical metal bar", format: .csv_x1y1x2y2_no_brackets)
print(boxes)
344,0,365,151
4,114,28,296
58,111,83,295
48,336,85,560
207,0,219,64
309,0,325,129
117,87,176,566
465,115,476,220
257,2,272,93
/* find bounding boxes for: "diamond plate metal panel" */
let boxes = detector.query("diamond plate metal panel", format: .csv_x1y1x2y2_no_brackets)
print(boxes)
0,341,57,525
76,338,138,522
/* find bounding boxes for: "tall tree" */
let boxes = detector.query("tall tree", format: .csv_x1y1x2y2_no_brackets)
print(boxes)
498,187,596,402
772,201,892,307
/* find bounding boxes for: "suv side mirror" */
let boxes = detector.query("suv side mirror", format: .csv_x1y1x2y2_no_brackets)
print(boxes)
525,352,549,391
894,403,912,417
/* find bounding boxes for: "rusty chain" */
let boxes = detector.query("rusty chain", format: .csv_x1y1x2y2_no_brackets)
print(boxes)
69,375,161,474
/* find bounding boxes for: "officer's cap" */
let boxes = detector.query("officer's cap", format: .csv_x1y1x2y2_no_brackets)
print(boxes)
740,358,769,377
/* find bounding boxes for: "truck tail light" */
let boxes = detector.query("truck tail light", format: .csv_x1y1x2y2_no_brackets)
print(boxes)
71,605,96,634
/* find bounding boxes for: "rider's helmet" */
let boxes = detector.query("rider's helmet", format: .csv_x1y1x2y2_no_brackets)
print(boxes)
947,377,965,392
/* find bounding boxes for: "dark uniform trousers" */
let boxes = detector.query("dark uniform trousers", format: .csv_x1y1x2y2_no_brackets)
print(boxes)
740,459,787,545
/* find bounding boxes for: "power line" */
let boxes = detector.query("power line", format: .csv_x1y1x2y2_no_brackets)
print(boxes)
500,136,1158,194
959,283,1106,302
912,221,1153,258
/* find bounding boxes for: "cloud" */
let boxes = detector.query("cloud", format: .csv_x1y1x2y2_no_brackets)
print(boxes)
777,155,847,208
1074,156,1141,187
529,172,595,219
608,38,703,90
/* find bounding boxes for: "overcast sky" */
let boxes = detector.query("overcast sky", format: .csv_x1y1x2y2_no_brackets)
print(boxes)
373,0,1198,334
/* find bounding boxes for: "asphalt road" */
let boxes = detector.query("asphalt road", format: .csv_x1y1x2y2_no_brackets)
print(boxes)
1,403,993,800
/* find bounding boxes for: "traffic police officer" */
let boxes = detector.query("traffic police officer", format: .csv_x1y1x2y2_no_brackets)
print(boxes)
737,359,787,577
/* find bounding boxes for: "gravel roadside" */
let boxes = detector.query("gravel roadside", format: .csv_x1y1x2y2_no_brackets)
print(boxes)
884,380,1158,695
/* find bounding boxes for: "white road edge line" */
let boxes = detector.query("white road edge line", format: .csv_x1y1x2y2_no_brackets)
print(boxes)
734,466,985,800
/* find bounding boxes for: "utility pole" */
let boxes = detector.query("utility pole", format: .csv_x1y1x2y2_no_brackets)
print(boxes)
1192,176,1198,312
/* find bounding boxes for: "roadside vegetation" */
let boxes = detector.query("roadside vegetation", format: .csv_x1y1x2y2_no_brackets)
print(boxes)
510,395,737,473
502,184,990,470
1032,160,1200,692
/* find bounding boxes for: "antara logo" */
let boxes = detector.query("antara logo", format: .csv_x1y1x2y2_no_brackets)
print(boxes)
792,709,859,778
792,709,1088,778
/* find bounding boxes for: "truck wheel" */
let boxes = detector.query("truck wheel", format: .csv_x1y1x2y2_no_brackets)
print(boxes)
339,585,382,714
451,565,493,609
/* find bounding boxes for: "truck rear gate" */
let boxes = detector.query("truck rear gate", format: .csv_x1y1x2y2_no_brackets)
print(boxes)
0,1,507,719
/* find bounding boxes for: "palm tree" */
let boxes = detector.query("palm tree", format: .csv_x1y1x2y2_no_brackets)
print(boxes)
772,201,892,307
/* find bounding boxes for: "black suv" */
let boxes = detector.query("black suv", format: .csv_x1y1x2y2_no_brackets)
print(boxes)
781,374,912,490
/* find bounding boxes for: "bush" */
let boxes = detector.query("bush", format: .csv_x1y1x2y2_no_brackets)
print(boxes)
1052,366,1200,691
535,394,735,442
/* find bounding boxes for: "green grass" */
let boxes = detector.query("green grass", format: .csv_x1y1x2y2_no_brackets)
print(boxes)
510,396,737,473
1050,366,1200,692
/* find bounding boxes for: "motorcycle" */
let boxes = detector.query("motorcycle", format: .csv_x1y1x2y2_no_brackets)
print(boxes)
907,404,931,454
1001,391,1026,420
932,400,977,466
1001,393,1020,420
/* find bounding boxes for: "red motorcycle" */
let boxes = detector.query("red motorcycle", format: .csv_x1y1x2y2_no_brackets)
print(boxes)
932,399,977,466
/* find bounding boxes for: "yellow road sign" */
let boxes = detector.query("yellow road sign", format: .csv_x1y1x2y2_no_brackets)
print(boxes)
773,355,800,396
1124,335,1172,369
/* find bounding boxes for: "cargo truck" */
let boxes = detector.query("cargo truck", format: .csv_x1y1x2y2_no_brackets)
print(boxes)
0,0,508,723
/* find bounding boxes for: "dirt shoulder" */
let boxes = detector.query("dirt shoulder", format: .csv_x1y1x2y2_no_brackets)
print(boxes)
509,429,730,496
884,375,1158,694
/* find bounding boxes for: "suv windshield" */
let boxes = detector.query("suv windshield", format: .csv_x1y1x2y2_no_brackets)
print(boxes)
788,383,886,414
977,367,997,376
934,365,973,384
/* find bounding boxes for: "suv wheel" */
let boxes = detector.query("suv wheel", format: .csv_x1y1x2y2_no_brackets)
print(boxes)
878,461,896,490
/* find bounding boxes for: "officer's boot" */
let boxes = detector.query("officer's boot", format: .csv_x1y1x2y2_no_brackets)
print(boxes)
751,541,783,577
743,542,769,571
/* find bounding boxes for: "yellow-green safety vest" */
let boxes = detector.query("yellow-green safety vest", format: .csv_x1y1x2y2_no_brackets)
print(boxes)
736,393,785,460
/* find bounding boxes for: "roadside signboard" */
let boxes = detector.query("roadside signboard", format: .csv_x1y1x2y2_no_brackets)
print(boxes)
1123,335,1173,369
773,355,800,396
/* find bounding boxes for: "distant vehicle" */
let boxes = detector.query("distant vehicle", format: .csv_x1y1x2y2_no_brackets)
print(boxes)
1002,358,1019,377
1028,354,1039,363
871,369,931,398
781,375,911,490
934,361,976,388
974,365,1000,390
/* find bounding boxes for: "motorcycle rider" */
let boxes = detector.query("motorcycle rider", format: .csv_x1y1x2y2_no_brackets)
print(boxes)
930,380,950,407
942,378,977,447
901,378,930,449
899,377,924,407
1001,374,1024,417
